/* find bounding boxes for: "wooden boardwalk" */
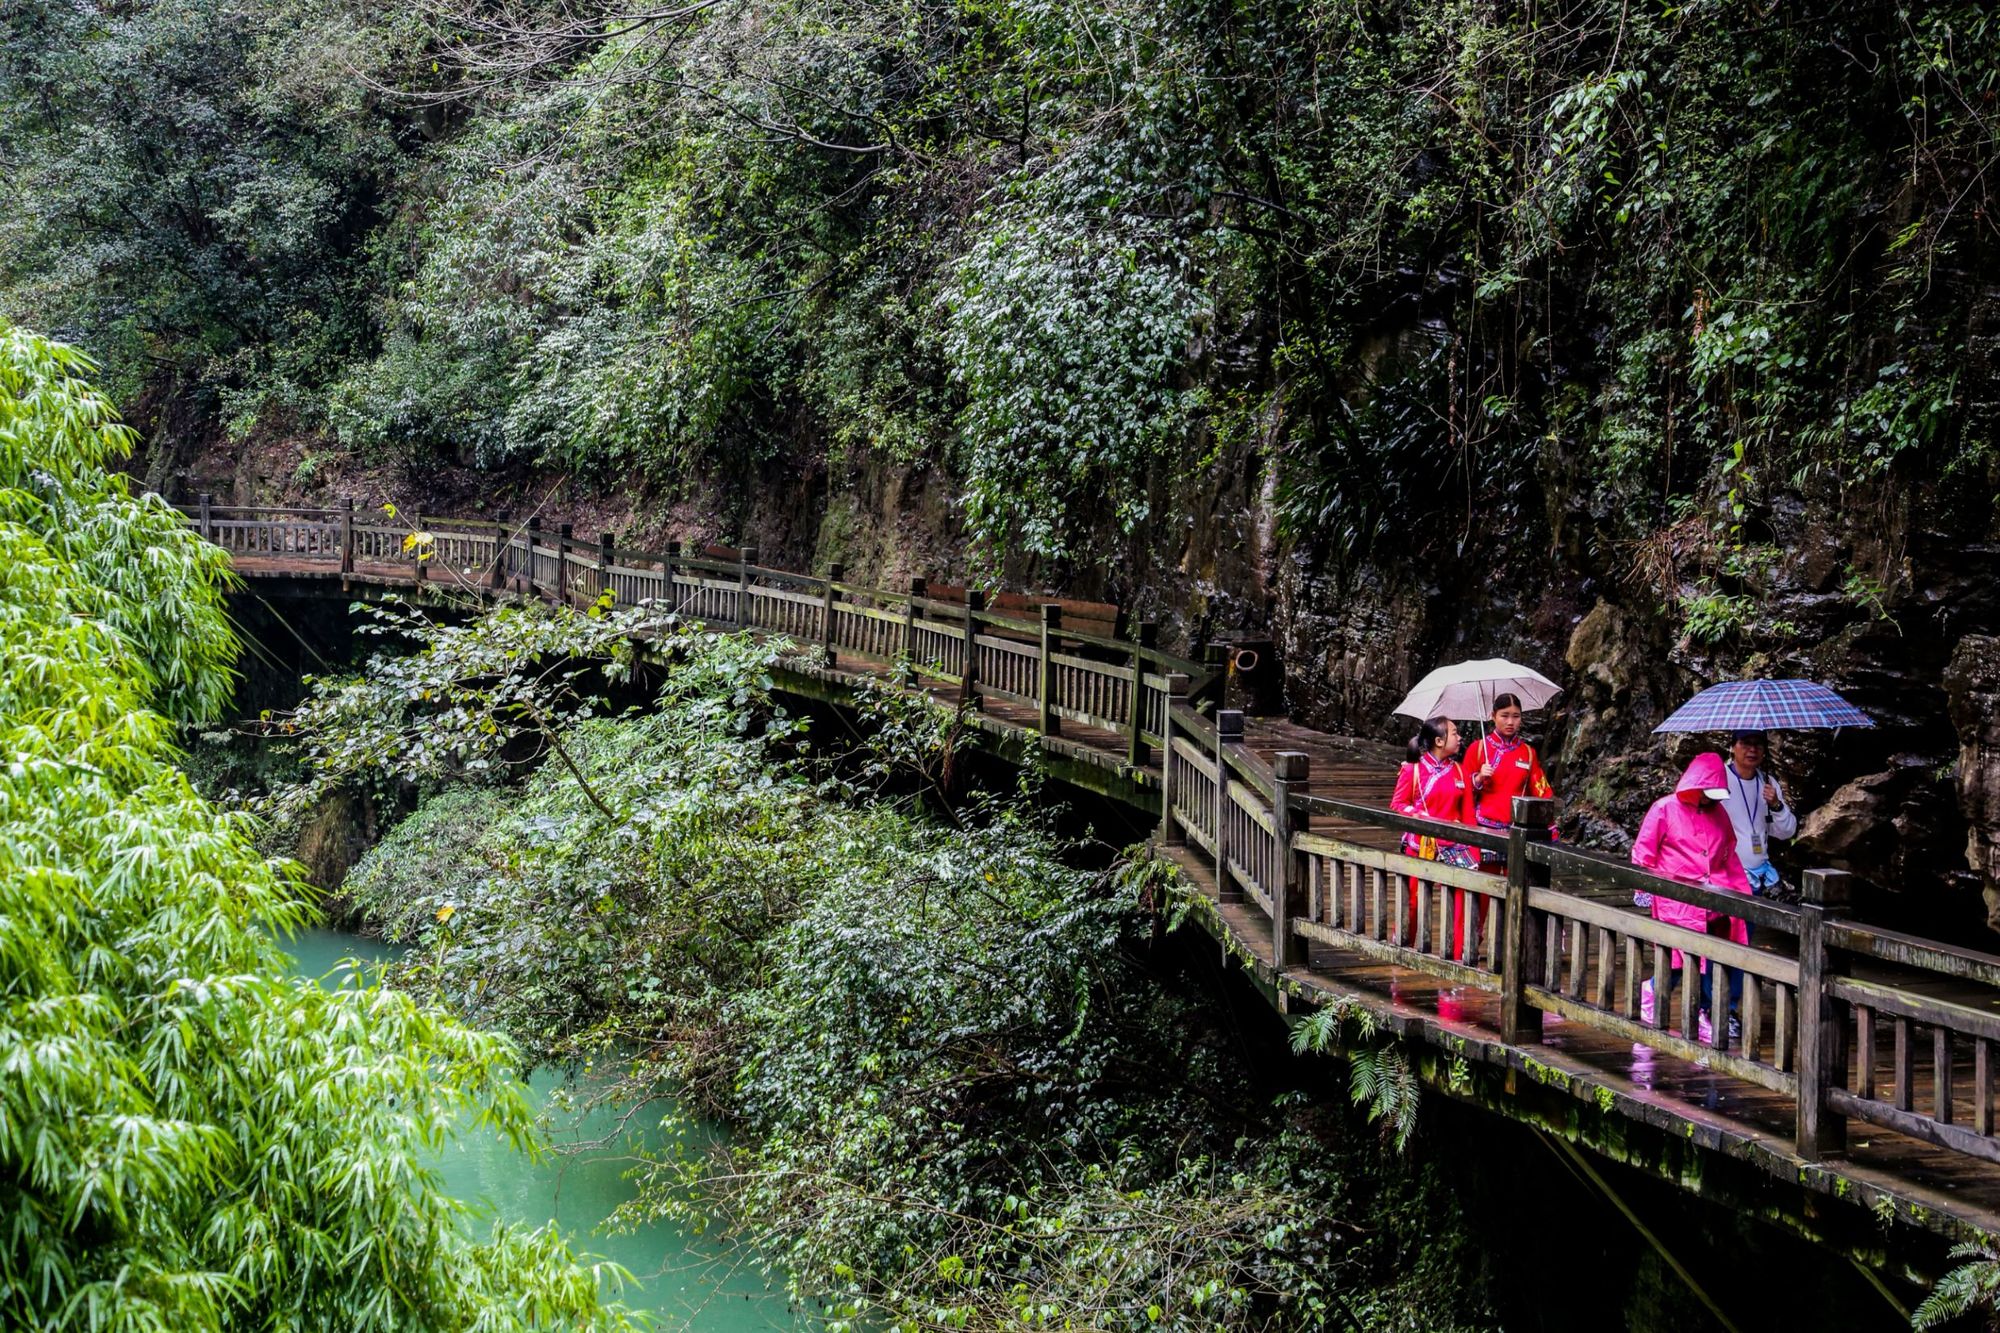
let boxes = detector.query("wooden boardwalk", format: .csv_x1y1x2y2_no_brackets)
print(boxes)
200,506,2000,1262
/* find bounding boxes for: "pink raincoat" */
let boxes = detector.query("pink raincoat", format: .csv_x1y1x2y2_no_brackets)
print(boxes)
1631,753,1752,956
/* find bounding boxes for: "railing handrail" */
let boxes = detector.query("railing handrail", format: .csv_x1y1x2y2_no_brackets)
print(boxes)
1826,919,2000,986
1295,793,1511,853
1530,841,1803,935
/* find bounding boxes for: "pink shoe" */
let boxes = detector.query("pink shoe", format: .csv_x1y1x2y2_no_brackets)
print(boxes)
1697,1011,1714,1045
1639,979,1655,1026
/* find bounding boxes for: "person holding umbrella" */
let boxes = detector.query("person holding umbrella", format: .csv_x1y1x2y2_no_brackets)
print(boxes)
1389,661,1564,961
1463,692,1559,867
1654,680,1867,896
1721,729,1797,898
1631,752,1753,1042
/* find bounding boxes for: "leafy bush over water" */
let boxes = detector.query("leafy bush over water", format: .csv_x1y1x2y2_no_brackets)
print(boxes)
0,322,631,1330
312,616,1492,1330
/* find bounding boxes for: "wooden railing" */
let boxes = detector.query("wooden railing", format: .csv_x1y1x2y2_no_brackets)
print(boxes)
1152,688,2000,1173
184,498,2000,1180
181,500,1210,768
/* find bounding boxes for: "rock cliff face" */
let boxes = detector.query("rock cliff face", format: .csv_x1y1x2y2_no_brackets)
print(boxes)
1946,636,2000,932
175,414,2000,938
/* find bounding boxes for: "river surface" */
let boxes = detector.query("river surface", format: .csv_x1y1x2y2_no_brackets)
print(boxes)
284,926,802,1331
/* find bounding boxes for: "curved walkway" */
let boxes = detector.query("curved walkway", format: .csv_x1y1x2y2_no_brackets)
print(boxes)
191,501,2000,1268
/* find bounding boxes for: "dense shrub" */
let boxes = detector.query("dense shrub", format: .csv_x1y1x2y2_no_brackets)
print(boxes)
302,614,1494,1330
0,321,630,1330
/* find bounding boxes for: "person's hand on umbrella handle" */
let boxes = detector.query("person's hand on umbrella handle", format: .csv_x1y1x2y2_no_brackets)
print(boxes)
1478,759,1496,784
1763,779,1780,807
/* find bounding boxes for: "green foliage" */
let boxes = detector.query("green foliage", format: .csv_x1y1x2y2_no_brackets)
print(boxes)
944,196,1207,562
1679,583,1756,648
1915,1242,2000,1331
314,609,1495,1330
0,326,239,724
0,322,631,1329
264,593,692,825
0,0,406,417
1288,998,1420,1151
15,0,2000,616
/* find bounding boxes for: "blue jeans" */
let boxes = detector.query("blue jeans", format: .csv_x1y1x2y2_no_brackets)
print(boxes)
1665,961,1743,1017
1743,860,1778,946
1666,915,1744,1018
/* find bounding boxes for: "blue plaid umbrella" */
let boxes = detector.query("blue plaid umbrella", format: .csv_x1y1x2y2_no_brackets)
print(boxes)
1653,679,1874,734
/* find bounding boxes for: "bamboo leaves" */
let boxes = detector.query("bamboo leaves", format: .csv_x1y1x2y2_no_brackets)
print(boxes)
0,321,633,1331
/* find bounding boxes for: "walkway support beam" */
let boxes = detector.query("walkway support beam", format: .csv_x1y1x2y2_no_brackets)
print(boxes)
1157,675,1190,846
1272,750,1310,969
737,546,758,630
1503,795,1555,1044
1037,605,1062,735
1798,868,1854,1161
821,563,844,662
902,577,926,684
556,522,572,605
489,513,507,590
1215,709,1243,903
959,589,985,706
1126,621,1157,769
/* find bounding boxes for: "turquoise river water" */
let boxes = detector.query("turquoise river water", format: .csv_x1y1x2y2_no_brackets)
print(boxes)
284,927,803,1331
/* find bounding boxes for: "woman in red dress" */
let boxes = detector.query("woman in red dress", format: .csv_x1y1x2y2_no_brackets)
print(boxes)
1390,715,1479,957
1462,693,1558,868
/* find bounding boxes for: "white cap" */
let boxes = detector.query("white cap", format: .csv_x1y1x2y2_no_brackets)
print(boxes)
1703,786,1730,801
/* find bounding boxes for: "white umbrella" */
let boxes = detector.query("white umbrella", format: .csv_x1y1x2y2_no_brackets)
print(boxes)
1391,658,1562,723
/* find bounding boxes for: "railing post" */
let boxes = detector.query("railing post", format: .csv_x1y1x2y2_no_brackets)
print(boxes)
902,577,927,683
490,512,508,591
1272,751,1311,968
820,562,844,661
1202,643,1227,709
340,498,355,574
555,523,572,605
664,536,688,608
599,532,616,604
737,546,758,630
1215,709,1244,902
1797,868,1854,1161
198,492,212,541
524,517,540,594
662,540,682,613
1501,795,1556,1045
1158,673,1191,844
1126,621,1158,769
959,589,985,706
1037,604,1063,735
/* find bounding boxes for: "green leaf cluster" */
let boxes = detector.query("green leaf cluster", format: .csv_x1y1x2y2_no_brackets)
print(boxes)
0,321,632,1330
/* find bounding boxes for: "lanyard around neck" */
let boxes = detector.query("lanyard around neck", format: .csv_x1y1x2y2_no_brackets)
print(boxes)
1730,767,1764,826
